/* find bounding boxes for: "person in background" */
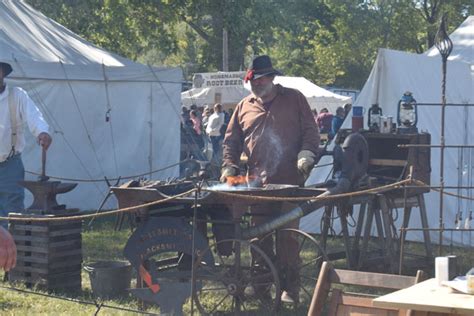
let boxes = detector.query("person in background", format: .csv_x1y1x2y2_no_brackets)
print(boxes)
206,103,225,162
343,103,352,119
312,108,318,123
190,104,202,121
0,226,16,271
330,106,346,138
202,106,211,132
221,55,320,304
220,108,231,141
0,61,52,228
181,106,190,124
190,110,204,151
316,107,333,134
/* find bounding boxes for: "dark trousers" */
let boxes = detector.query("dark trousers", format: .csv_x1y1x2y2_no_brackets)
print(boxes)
0,154,25,228
210,135,221,161
250,202,301,294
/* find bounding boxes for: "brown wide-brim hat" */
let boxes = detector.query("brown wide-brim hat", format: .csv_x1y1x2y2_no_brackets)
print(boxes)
0,62,13,77
244,55,282,82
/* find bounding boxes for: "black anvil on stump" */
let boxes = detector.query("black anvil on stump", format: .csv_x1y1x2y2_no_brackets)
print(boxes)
8,180,82,293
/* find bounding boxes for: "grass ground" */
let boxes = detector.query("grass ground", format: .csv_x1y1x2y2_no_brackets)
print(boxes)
0,215,473,315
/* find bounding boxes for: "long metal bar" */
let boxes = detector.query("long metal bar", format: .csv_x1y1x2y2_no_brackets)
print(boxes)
438,56,446,256
400,227,474,232
417,103,474,106
398,144,474,148
434,14,453,256
403,186,474,189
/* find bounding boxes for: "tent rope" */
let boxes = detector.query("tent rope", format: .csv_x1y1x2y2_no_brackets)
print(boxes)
101,62,119,176
59,60,107,177
147,65,209,163
25,158,189,182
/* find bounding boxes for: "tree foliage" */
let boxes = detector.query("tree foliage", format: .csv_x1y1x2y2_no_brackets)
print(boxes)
27,0,473,89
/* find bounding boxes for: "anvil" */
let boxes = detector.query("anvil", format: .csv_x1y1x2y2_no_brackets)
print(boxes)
19,180,77,214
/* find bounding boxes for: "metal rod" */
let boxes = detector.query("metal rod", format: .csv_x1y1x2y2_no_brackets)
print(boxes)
398,144,474,148
434,14,453,256
400,227,474,232
439,50,449,256
402,186,474,189
190,186,199,316
417,103,474,106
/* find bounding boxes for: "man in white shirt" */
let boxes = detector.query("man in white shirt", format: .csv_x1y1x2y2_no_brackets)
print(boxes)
0,61,52,227
205,103,225,162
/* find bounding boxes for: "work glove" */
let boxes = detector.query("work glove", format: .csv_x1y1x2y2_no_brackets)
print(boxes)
297,150,316,182
220,166,239,183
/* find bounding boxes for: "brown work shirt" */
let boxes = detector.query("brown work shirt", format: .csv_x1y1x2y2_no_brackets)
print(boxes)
222,84,320,185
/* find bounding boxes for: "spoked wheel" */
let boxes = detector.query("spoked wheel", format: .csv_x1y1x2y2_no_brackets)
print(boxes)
259,228,328,306
193,239,281,315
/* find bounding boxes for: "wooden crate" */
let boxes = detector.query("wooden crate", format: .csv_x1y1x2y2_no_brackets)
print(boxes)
8,213,82,293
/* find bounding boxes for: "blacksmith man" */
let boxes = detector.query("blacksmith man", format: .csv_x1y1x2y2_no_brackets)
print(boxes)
221,55,320,303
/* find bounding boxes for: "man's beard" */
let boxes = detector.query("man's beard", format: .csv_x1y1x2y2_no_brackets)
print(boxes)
251,82,273,98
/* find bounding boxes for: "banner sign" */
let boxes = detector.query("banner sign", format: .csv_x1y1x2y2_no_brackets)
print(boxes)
193,71,245,89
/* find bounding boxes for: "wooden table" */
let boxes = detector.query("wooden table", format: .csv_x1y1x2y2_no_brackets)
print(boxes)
373,278,474,315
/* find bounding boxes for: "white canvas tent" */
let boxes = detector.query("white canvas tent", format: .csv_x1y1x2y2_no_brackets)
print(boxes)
182,71,351,113
1,0,182,210
302,19,474,245
425,16,474,67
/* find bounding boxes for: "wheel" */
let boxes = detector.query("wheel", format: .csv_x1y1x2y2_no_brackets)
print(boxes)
259,228,328,305
193,239,281,315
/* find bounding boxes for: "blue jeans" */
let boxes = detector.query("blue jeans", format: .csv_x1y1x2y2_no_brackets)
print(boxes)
0,154,25,228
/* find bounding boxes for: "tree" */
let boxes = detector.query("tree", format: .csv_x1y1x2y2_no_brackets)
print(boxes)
27,0,473,89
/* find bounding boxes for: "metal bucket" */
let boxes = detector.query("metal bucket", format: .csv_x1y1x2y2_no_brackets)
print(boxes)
84,260,132,299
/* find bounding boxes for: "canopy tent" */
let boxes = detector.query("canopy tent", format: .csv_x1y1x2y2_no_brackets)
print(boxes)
270,76,351,113
181,71,248,110
182,71,351,113
302,44,474,245
1,0,182,210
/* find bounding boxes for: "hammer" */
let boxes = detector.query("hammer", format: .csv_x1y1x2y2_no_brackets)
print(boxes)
38,146,49,182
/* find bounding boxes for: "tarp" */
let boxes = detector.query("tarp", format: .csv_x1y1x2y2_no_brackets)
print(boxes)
182,71,351,113
302,44,474,245
1,0,182,210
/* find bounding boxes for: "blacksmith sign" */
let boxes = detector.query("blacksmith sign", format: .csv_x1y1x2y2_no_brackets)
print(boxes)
192,71,245,89
124,217,214,314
